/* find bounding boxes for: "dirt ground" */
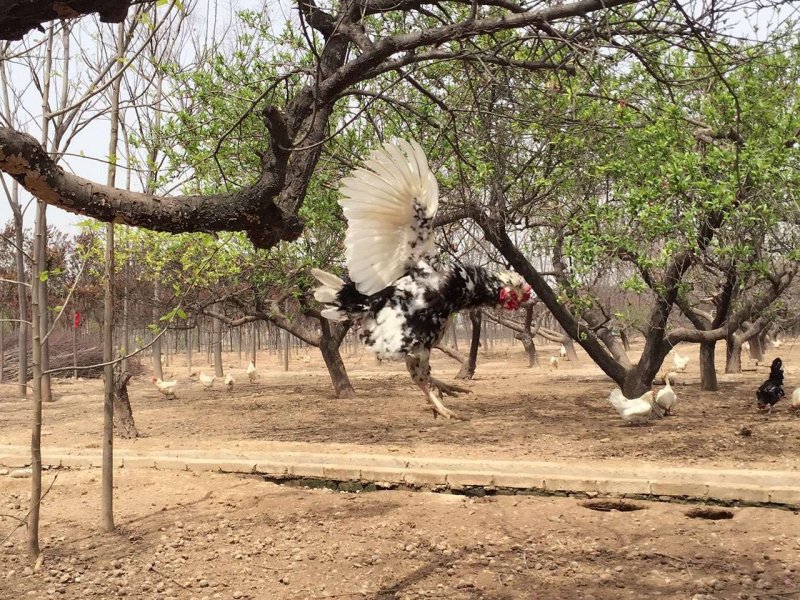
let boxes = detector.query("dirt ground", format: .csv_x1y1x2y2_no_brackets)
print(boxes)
1,340,800,599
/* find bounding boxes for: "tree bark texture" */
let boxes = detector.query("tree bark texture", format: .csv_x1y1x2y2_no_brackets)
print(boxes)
0,1,135,40
212,312,223,378
112,370,138,439
456,310,482,380
699,341,718,391
318,319,355,398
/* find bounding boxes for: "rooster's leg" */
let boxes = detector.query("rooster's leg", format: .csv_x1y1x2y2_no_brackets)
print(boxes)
406,352,459,420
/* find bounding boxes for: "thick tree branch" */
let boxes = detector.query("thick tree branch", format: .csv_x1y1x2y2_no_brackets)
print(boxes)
0,0,138,40
666,267,797,345
318,0,641,101
0,126,301,248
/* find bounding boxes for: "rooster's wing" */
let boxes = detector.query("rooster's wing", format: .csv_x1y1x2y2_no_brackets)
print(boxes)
339,139,439,296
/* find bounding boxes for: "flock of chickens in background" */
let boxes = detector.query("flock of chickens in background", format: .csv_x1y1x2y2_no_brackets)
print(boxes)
151,359,268,399
608,341,800,425
148,339,800,425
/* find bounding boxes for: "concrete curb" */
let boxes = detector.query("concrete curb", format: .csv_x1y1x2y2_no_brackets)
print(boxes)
1,444,798,507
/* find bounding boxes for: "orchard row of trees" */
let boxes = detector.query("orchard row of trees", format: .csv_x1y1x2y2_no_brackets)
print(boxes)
0,0,798,561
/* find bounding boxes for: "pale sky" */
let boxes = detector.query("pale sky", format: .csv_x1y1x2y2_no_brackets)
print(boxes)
0,0,283,234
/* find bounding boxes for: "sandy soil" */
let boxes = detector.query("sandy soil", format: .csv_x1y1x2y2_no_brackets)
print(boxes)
1,469,799,600
1,340,799,599
1,341,799,470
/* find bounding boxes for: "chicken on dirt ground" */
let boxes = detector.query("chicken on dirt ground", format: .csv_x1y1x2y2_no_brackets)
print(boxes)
312,139,532,420
655,373,678,416
246,361,258,383
608,388,664,425
152,377,177,399
672,350,689,372
756,357,785,414
193,372,215,390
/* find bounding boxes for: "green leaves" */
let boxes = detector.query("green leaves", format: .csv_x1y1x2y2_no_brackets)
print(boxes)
160,307,187,321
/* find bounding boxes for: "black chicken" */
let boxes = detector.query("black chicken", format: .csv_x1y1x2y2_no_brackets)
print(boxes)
756,357,785,414
311,140,531,419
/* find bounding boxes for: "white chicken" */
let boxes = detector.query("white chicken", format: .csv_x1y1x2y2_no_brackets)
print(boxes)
791,388,800,413
196,372,216,390
655,373,678,416
608,388,664,425
224,373,234,392
152,377,177,399
559,344,567,360
549,356,559,370
246,361,258,383
773,338,783,349
302,354,311,365
672,351,689,372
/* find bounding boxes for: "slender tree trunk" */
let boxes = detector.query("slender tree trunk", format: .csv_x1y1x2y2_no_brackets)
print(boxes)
102,20,125,532
699,341,718,391
72,321,77,379
37,203,52,403
27,23,56,560
37,26,54,403
0,48,28,397
457,310,482,380
102,221,115,532
121,269,129,372
152,279,163,379
212,310,223,377
237,327,242,363
14,204,27,397
28,164,46,560
282,302,290,371
318,320,355,398
185,327,192,374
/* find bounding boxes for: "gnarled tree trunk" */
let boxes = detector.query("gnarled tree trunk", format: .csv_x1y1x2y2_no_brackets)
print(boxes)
113,371,138,439
699,341,717,391
724,335,742,374
561,335,578,361
318,320,354,398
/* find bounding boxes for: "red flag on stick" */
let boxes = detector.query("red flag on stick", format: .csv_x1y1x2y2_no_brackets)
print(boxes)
74,311,81,329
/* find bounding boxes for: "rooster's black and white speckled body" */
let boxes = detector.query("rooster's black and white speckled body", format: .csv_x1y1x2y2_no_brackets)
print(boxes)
311,140,531,419
327,261,515,360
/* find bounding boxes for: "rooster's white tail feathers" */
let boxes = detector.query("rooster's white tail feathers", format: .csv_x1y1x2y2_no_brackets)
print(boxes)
311,268,344,303
311,268,348,322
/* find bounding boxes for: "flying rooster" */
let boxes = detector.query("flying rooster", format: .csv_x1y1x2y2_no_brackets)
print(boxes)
311,139,531,419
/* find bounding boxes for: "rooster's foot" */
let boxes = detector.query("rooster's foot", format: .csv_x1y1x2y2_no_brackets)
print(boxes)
430,378,471,397
427,382,470,421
